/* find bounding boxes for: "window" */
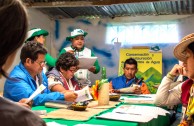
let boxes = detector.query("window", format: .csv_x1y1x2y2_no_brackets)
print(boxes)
105,22,178,46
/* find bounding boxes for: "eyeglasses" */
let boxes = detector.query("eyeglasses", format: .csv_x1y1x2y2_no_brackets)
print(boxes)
68,68,78,73
34,60,46,67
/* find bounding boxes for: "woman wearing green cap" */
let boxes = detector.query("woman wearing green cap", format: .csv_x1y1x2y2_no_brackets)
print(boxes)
59,29,100,86
26,28,56,68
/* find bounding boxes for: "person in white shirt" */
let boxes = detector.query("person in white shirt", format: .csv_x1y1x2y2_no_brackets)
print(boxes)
154,33,194,125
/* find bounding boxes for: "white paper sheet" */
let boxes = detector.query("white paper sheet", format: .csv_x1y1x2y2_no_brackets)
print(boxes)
74,85,93,102
96,112,153,123
47,121,67,126
138,94,156,98
123,95,155,104
112,105,169,117
74,124,105,126
78,57,97,69
96,105,169,123
121,94,156,98
25,84,46,103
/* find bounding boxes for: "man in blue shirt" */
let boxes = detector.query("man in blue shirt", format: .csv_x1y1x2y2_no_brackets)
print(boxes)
109,58,150,94
4,41,77,106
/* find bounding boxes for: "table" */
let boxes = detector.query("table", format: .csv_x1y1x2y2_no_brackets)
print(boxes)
32,102,170,126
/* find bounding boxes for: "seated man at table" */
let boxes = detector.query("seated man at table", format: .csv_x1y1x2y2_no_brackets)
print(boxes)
109,58,150,94
3,41,78,106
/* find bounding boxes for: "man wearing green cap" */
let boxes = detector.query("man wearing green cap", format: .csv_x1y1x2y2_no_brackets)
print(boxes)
26,28,56,68
59,29,100,86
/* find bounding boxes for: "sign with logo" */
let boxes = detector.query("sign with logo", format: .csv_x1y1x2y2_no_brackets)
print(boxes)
119,48,162,93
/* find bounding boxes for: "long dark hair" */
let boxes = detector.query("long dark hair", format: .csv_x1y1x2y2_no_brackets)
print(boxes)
0,0,28,77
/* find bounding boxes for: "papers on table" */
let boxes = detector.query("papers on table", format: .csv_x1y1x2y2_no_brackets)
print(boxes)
25,84,46,103
74,85,93,102
96,105,169,123
96,112,153,123
121,93,155,98
78,57,97,69
47,121,67,126
74,124,105,126
123,94,156,104
113,105,169,117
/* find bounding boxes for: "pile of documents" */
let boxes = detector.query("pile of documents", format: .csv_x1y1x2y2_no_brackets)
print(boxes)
123,94,156,104
96,105,169,123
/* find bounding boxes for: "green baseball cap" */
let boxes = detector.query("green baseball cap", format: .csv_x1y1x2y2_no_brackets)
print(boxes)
66,29,88,41
26,28,49,41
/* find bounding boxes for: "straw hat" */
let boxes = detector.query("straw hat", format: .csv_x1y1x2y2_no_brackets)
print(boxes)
66,29,88,41
26,28,49,41
174,33,194,61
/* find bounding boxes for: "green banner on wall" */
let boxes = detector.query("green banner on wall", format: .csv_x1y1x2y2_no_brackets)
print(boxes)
119,48,162,93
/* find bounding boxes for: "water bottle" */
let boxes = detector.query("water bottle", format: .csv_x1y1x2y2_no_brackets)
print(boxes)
101,67,106,80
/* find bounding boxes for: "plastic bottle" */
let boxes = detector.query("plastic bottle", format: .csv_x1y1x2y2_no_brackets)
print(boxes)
101,67,106,80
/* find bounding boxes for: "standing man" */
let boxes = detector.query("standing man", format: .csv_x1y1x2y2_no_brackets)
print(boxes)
59,29,100,86
4,41,77,106
109,58,150,94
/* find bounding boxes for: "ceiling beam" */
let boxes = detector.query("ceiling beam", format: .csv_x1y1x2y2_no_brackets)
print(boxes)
24,0,180,8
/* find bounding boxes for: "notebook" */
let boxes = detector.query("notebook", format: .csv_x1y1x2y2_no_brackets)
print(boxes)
45,100,73,109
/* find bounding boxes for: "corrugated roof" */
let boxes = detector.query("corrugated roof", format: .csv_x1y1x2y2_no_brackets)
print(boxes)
23,0,194,19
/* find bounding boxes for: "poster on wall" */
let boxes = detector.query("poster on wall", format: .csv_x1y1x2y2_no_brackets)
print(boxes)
119,48,162,93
